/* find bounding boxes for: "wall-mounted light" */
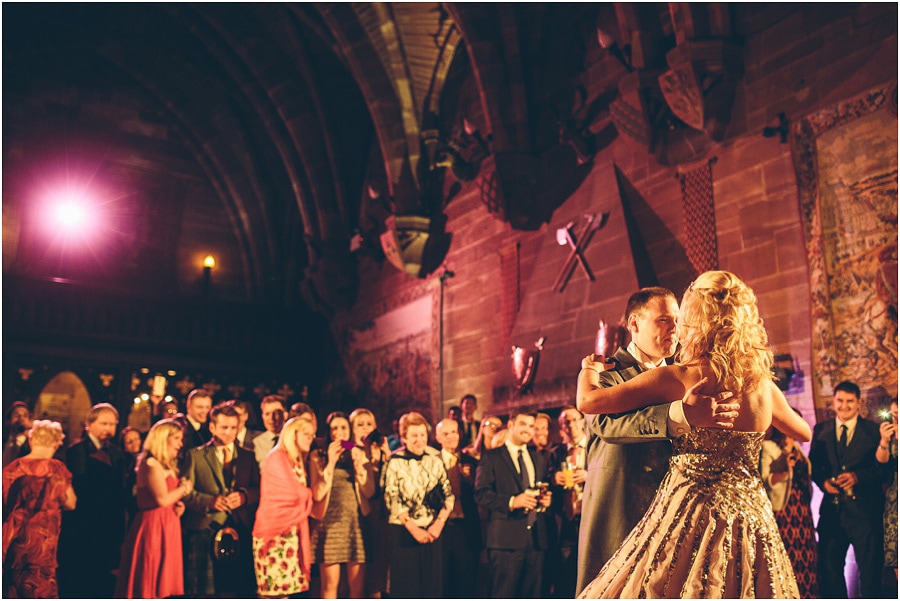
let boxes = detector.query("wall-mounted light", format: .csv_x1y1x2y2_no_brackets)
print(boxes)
203,255,216,296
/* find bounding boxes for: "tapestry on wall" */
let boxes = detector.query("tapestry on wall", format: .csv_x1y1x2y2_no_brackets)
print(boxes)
792,82,898,417
339,287,440,427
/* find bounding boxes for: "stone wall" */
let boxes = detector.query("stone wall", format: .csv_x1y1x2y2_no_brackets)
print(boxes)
333,4,897,427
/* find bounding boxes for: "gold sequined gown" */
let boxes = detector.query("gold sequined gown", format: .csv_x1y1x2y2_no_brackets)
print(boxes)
578,429,799,599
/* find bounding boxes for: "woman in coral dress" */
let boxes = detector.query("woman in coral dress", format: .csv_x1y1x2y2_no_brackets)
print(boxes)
3,420,77,598
252,416,315,597
115,419,193,599
577,271,812,599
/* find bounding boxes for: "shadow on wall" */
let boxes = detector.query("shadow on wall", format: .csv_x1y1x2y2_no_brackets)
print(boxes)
614,164,695,295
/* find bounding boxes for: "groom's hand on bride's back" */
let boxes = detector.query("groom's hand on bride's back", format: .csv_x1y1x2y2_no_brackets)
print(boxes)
682,377,739,429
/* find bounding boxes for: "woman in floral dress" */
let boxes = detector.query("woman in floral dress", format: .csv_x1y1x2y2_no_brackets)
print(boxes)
252,416,316,597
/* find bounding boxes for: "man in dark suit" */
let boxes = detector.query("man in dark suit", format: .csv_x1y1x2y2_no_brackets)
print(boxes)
3,401,34,467
253,394,286,467
548,405,588,597
575,287,739,594
182,403,260,597
475,409,552,598
436,418,482,598
57,403,129,598
460,393,480,448
810,380,888,598
184,388,213,449
232,399,262,451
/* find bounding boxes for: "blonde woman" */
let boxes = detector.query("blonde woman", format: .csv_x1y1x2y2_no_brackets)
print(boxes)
115,419,193,598
462,415,503,461
252,416,316,597
349,408,391,598
577,271,811,598
3,420,76,598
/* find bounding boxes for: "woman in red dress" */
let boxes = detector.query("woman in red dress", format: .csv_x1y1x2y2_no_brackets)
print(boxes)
115,419,194,599
3,420,77,598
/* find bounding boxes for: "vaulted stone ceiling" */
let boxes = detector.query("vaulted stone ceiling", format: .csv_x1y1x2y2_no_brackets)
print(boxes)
4,3,740,317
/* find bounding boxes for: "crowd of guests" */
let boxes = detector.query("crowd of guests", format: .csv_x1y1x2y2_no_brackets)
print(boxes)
1,378,897,599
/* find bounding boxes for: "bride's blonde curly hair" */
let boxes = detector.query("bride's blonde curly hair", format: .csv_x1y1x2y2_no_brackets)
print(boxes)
676,270,773,393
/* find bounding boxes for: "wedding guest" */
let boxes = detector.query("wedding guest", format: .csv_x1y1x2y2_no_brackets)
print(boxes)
58,403,129,598
475,409,552,598
382,411,454,598
118,426,143,528
459,394,480,447
184,389,213,449
350,407,391,598
233,399,262,451
435,418,480,598
252,416,316,597
254,395,287,468
760,411,818,598
810,380,887,598
876,399,898,582
3,401,34,467
309,411,374,598
182,403,260,597
533,412,552,456
3,420,76,598
115,419,193,598
462,415,503,461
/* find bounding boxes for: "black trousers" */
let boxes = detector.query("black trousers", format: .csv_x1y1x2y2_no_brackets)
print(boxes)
488,531,544,598
817,517,884,598
442,519,478,598
388,524,443,598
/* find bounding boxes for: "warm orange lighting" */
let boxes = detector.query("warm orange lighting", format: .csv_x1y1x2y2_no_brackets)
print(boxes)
203,255,216,269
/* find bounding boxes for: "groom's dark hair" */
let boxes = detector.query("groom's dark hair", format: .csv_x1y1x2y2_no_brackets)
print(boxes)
625,287,676,321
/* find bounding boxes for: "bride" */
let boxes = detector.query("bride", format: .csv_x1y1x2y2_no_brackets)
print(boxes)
576,271,811,599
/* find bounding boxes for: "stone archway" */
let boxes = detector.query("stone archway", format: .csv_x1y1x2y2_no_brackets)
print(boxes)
35,371,93,443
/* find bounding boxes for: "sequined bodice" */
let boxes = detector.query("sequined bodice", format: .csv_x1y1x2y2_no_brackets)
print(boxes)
670,428,765,487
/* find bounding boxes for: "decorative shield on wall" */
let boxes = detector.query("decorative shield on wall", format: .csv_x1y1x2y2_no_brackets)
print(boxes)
658,48,704,131
511,336,546,392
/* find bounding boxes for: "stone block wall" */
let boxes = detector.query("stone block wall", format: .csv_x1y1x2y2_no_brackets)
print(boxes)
335,4,897,427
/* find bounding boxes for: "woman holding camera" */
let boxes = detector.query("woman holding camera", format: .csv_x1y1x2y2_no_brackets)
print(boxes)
876,399,898,579
309,411,374,598
350,408,392,598
760,412,818,598
381,412,454,598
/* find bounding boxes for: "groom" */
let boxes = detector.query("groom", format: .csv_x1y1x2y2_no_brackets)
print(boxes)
575,286,740,595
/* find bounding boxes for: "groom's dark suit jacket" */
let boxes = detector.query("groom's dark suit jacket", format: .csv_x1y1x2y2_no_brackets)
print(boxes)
576,347,676,594
475,444,549,550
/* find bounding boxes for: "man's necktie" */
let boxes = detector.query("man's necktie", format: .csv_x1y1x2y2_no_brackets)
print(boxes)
837,424,848,461
518,449,538,529
517,449,530,489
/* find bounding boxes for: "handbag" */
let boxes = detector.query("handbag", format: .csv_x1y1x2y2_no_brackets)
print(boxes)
423,482,446,513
